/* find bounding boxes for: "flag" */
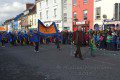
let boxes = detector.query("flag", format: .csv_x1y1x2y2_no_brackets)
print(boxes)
38,20,58,37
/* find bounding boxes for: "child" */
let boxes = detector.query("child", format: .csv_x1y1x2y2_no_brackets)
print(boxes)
99,34,105,50
89,36,97,57
106,33,112,50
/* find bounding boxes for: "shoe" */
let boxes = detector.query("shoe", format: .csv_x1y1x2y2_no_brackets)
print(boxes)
36,51,39,52
74,54,77,58
80,58,84,60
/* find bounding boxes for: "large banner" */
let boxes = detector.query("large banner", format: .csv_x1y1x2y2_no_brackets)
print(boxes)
38,20,58,36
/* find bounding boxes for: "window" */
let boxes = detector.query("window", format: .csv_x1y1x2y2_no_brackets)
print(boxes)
46,0,48,6
96,7,101,20
73,0,77,5
54,0,56,3
46,10,48,19
63,0,67,9
114,3,120,21
40,2,41,8
84,0,88,3
73,12,77,19
95,0,101,2
56,24,59,28
54,9,57,18
63,13,67,22
30,19,32,25
83,10,88,20
40,12,42,19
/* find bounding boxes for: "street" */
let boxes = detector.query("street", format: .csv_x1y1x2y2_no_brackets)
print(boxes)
0,43,120,80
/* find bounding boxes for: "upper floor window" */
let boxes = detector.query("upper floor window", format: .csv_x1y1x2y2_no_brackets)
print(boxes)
54,0,56,3
83,10,88,20
54,9,57,18
46,0,48,6
84,0,88,4
73,0,77,5
40,12,42,19
95,0,102,2
114,3,120,21
96,7,101,20
64,0,67,10
73,12,77,19
40,2,41,8
63,13,67,22
46,10,48,19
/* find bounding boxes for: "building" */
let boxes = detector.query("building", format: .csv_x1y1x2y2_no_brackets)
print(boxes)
4,18,14,32
63,0,73,31
36,0,73,31
20,3,37,31
94,0,120,30
14,13,24,30
72,0,94,31
28,4,37,30
36,0,63,31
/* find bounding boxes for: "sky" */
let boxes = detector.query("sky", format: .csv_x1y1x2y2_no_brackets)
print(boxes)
0,0,34,25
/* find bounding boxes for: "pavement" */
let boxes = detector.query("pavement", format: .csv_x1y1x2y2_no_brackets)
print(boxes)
0,43,120,80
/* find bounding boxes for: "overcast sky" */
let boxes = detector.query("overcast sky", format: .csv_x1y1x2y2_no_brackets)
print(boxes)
0,0,34,25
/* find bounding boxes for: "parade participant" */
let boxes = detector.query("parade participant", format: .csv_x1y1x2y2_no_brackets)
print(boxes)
55,36,61,50
33,30,39,52
89,36,97,57
106,33,112,50
1,32,5,47
23,32,29,45
84,32,90,46
0,33,2,46
55,32,62,50
116,33,120,51
99,34,105,50
72,26,84,60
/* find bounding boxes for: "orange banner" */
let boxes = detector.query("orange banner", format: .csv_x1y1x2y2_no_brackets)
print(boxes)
0,26,6,31
39,24,57,34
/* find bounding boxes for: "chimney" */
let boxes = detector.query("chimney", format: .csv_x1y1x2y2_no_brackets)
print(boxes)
26,3,34,10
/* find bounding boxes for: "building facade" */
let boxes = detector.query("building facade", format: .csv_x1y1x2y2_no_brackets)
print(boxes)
72,0,94,31
28,4,37,30
94,0,120,30
62,0,73,31
36,0,63,31
20,3,37,31
36,0,73,31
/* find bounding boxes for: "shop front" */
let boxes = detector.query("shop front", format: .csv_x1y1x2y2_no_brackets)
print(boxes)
103,21,120,30
73,20,89,32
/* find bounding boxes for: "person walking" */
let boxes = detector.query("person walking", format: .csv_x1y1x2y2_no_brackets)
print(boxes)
89,36,97,57
72,26,84,60
33,30,39,52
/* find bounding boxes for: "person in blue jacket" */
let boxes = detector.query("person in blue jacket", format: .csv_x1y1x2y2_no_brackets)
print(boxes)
0,33,2,46
33,30,39,52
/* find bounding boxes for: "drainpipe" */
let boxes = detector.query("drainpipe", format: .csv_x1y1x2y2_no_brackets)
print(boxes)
61,0,64,31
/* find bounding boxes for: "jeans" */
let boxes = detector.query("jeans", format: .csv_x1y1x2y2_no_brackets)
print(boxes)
35,42,39,51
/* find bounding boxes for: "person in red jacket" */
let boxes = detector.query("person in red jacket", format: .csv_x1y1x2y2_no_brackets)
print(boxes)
72,26,84,60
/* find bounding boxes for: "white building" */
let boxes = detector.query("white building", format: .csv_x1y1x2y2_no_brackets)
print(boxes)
63,0,72,31
94,0,120,29
36,0,72,31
